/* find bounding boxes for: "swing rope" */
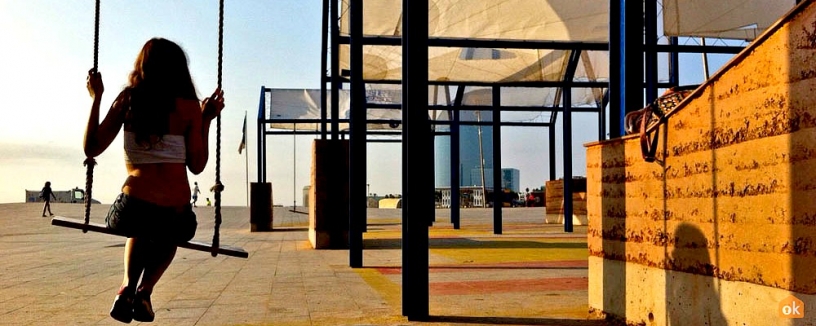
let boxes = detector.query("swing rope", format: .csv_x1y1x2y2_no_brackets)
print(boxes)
92,0,100,72
83,0,102,232
81,0,226,254
211,0,225,257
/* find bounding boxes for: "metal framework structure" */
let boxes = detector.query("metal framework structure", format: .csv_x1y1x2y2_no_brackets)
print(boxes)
254,0,754,320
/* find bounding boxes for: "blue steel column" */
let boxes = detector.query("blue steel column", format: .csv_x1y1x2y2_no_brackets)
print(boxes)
492,86,502,234
257,86,266,183
608,1,621,138
616,0,643,131
330,0,340,140
401,0,430,320
450,86,464,229
608,0,644,133
562,87,574,233
645,0,658,103
320,0,328,139
562,49,581,233
348,0,365,268
548,124,556,181
669,37,679,86
605,0,641,319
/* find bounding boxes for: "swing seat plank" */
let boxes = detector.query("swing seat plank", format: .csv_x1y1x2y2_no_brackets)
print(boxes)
51,216,249,258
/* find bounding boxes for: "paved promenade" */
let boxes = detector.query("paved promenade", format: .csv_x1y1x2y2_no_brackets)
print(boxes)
0,202,604,325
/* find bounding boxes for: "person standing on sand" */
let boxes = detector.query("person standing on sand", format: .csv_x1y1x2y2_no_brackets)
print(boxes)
40,181,57,217
191,181,201,207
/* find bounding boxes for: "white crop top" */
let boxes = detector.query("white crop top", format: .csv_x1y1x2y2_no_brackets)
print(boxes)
124,131,186,164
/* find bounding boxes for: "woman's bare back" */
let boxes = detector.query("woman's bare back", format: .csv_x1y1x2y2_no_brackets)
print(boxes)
123,98,202,207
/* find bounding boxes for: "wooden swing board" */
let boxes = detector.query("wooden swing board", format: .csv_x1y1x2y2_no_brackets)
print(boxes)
51,216,249,258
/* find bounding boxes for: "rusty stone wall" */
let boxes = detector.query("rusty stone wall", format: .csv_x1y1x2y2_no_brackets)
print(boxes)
545,179,588,216
587,1,816,298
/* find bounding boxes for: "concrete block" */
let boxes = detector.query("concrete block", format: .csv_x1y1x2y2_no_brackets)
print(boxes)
308,140,349,249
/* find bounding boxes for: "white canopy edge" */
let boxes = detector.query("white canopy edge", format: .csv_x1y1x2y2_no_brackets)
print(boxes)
265,86,605,131
663,0,796,41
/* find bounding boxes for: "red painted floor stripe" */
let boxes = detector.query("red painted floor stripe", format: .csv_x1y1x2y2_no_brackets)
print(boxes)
430,277,588,295
373,260,586,275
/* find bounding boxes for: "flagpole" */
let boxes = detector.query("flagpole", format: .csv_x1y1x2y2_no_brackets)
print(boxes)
244,111,249,207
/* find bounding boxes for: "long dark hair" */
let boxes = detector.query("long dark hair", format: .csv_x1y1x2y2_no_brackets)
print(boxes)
126,38,199,145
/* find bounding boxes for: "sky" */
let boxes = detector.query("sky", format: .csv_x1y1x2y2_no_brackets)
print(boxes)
0,1,736,208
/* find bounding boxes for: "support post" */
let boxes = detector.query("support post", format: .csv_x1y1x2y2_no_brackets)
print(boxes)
257,86,266,183
548,125,556,181
250,182,272,232
320,0,328,140
563,86,574,233
330,0,340,140
401,0,430,319
450,86,464,229
645,0,658,103
348,0,365,268
492,86,502,234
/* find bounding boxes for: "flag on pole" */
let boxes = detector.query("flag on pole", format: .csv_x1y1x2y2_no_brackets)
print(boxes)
238,113,247,154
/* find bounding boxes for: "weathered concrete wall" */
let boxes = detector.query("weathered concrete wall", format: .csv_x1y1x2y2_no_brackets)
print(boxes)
309,140,349,249
378,198,401,209
545,179,588,225
587,2,816,324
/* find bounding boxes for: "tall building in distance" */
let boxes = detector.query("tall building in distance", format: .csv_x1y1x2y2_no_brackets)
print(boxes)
435,110,493,188
501,168,520,193
434,110,520,192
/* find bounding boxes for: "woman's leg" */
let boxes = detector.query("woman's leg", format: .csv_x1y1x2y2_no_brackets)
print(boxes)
131,241,176,322
137,241,177,293
110,237,148,323
122,237,148,291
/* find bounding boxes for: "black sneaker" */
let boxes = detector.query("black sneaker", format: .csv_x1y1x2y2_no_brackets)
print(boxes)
132,291,155,322
109,293,134,323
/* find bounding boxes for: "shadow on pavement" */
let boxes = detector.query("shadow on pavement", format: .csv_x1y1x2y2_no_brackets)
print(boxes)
364,238,587,250
427,315,607,325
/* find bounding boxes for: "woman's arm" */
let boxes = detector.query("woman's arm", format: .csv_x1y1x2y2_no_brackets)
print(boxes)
83,71,126,158
185,89,225,174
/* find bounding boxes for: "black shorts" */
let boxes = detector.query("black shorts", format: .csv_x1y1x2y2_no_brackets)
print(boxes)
106,193,197,243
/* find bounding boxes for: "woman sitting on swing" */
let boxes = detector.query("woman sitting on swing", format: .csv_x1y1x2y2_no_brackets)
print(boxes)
84,37,224,323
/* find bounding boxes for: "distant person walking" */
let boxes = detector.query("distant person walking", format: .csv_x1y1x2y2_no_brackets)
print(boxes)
40,181,57,217
191,182,201,207
205,198,211,207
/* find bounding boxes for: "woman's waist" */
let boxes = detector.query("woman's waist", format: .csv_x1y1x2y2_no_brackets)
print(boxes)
114,193,192,214
123,168,191,206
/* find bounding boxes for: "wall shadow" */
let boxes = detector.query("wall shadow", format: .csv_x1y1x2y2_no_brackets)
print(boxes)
788,1,815,317
596,138,627,322
665,223,726,325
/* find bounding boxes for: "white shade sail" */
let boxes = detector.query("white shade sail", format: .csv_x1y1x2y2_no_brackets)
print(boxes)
267,1,797,130
663,0,796,40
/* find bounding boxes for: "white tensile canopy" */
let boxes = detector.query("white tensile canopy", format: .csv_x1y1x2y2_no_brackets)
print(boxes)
267,0,795,130
663,0,796,40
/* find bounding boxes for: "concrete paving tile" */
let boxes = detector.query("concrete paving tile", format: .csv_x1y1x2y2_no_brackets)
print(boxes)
0,203,599,325
162,298,217,309
214,293,269,306
147,317,205,326
158,306,209,319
